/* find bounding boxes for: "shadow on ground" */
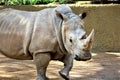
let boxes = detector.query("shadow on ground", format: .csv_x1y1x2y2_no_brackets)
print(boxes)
69,52,120,80
0,52,120,80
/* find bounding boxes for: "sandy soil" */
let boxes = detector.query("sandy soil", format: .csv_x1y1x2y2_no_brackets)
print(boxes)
0,52,120,80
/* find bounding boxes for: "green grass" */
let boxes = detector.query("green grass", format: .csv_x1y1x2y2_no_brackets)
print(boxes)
0,0,74,5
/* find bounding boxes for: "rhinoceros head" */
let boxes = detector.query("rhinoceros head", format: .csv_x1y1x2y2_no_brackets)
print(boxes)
56,7,94,61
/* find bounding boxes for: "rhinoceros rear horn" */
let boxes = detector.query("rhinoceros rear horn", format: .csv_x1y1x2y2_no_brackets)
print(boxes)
84,29,94,49
55,10,67,21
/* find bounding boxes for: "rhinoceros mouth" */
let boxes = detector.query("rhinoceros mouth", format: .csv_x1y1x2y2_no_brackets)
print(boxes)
74,55,91,61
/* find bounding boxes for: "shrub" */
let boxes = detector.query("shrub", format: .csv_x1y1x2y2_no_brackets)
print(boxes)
0,0,73,5
59,0,73,4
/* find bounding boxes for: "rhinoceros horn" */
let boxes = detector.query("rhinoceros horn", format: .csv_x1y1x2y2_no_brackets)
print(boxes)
84,29,94,50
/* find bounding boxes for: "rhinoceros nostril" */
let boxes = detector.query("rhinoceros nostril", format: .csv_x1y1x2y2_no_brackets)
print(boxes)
75,55,80,61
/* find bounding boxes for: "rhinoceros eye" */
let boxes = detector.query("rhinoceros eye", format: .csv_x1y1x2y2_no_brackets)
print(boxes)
69,38,72,43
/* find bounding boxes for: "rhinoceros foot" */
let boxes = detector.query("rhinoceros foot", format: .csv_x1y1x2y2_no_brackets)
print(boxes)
59,70,69,80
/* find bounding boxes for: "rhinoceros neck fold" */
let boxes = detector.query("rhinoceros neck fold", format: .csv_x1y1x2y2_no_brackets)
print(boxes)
58,20,68,54
52,10,68,54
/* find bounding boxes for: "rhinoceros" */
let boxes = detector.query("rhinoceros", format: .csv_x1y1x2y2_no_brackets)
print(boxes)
0,4,94,80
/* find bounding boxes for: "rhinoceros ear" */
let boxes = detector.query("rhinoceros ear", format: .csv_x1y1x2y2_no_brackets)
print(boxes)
55,10,67,21
79,12,87,19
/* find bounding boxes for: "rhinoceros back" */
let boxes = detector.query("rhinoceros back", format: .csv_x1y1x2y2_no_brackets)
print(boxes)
0,8,36,59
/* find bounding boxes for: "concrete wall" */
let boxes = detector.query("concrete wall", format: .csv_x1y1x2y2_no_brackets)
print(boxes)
0,4,120,52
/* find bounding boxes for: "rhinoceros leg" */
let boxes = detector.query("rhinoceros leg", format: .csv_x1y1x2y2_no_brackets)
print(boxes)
33,53,51,80
59,54,73,80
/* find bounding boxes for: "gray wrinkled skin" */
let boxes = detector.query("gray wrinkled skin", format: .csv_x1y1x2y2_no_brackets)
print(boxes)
0,4,94,80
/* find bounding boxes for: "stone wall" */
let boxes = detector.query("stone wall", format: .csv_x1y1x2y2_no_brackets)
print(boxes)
0,4,120,52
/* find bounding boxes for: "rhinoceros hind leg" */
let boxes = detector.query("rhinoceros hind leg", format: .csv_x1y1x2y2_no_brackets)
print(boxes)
33,53,51,80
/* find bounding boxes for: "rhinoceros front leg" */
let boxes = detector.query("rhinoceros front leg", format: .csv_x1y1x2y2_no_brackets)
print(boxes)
59,54,73,80
33,53,51,80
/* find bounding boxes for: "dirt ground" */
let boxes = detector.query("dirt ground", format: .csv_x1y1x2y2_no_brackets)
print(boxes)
0,52,120,80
